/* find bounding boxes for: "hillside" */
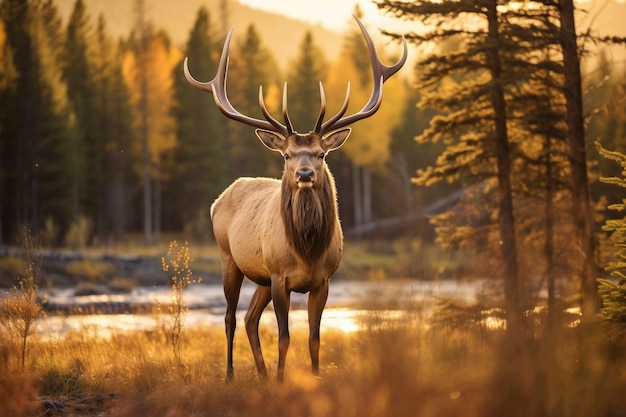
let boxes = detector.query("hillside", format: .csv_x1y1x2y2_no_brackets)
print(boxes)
56,0,343,69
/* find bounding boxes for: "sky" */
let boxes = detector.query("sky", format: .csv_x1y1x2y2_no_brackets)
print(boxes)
236,0,391,32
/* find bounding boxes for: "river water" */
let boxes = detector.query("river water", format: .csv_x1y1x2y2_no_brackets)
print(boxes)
36,279,495,338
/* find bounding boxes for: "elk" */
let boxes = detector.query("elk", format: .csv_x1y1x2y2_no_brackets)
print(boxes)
184,15,407,381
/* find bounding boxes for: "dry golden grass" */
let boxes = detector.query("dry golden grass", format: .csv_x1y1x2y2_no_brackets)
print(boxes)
2,310,626,417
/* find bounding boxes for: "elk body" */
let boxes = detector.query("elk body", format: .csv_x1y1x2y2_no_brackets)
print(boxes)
184,16,407,381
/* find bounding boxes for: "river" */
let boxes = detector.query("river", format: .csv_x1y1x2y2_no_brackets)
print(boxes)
36,278,495,338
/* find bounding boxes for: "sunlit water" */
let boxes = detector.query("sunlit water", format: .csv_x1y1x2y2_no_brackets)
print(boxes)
35,279,494,339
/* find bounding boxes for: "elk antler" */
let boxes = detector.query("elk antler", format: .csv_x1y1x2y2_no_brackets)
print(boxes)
315,15,408,136
184,15,407,137
184,28,293,137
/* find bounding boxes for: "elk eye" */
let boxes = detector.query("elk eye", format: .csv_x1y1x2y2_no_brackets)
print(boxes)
284,153,290,161
318,153,325,160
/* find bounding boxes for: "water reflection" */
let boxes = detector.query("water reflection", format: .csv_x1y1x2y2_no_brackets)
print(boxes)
36,279,491,339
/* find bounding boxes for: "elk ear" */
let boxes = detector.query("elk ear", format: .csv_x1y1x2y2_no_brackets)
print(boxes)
256,129,286,152
322,128,351,152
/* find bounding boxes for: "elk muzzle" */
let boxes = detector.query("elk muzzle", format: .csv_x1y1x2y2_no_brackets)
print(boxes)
297,169,314,189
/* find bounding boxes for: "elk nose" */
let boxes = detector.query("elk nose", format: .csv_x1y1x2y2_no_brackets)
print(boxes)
297,169,314,182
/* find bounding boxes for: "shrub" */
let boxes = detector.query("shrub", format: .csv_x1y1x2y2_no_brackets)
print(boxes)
65,259,116,283
65,215,93,249
0,256,27,288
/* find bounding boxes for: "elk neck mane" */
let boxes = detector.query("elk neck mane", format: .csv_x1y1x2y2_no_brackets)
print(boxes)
281,164,337,263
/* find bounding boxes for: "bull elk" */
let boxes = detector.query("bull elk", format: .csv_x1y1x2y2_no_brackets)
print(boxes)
184,15,407,381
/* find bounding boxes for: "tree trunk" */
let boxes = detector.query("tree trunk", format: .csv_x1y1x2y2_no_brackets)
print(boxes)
544,133,556,330
141,114,152,246
558,0,598,318
153,156,162,243
352,164,363,227
135,0,152,246
486,0,522,331
363,168,372,224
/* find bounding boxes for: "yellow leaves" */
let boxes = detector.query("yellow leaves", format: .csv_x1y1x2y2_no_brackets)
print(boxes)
122,33,181,166
161,240,202,288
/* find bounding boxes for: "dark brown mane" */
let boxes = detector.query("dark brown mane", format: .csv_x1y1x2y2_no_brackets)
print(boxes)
281,164,337,263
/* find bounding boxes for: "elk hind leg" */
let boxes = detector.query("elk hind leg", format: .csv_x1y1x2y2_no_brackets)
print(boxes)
221,254,244,381
245,285,272,377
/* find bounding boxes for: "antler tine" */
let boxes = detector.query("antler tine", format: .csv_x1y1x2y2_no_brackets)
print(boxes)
282,83,294,134
184,57,214,93
319,15,408,135
314,82,327,133
317,82,351,133
185,27,289,136
259,85,290,133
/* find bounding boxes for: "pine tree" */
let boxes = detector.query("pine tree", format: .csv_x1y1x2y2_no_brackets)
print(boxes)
558,0,599,317
64,0,98,237
378,0,523,327
227,24,281,179
171,6,228,237
91,14,135,242
287,31,328,132
0,19,18,245
378,0,602,321
0,0,75,243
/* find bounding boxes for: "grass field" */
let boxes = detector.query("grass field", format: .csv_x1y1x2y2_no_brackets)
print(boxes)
2,304,626,417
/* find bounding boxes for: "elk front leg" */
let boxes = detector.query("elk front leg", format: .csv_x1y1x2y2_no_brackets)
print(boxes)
221,254,244,381
245,285,272,377
271,276,291,382
308,280,329,375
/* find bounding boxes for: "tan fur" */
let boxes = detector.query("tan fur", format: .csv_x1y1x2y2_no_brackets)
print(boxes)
211,172,343,292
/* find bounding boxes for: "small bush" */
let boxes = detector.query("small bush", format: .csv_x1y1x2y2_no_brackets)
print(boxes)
0,256,27,288
74,282,106,296
40,216,60,248
108,277,137,293
66,260,116,283
65,215,93,249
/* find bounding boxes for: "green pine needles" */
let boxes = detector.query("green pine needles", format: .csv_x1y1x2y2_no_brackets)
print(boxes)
597,142,626,321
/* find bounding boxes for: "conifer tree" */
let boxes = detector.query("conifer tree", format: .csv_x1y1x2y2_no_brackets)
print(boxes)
0,0,75,242
558,0,599,317
91,14,134,241
227,24,281,179
377,0,601,321
64,0,99,237
0,19,17,244
171,7,228,237
287,31,328,132
378,0,523,327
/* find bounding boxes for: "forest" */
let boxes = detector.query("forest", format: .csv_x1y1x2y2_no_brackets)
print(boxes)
2,0,626,304
3,0,626,305
3,0,626,416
